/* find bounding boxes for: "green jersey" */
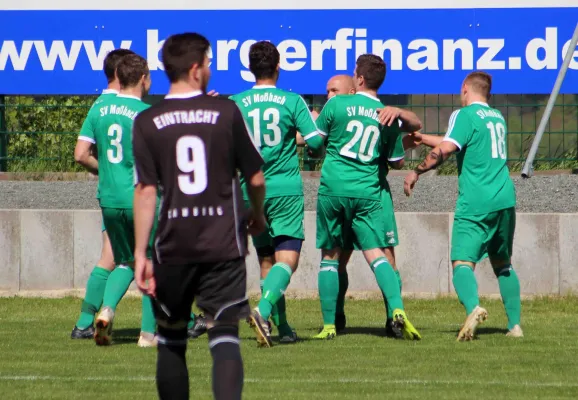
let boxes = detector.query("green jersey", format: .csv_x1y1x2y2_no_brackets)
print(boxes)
230,85,323,199
316,92,403,201
78,89,119,200
443,101,516,216
83,94,150,209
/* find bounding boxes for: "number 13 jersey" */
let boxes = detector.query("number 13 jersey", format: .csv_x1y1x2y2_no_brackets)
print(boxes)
316,92,403,201
229,85,320,199
442,102,516,216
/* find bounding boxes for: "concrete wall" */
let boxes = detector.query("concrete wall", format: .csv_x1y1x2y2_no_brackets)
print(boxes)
0,210,576,296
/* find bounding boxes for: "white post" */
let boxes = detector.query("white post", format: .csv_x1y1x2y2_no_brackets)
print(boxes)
521,23,578,178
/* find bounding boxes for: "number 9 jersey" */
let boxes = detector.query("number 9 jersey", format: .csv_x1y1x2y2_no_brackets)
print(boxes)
316,92,403,201
442,102,516,216
132,92,264,264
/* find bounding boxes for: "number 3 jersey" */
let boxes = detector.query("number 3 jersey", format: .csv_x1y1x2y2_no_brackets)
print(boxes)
316,92,403,201
229,85,322,199
132,92,264,264
442,102,516,216
80,94,150,209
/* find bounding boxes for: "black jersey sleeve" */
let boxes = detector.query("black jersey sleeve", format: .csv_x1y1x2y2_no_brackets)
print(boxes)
132,116,158,186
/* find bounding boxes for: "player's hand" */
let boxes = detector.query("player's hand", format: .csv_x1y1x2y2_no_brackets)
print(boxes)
403,132,423,150
404,170,419,197
207,90,220,97
377,106,402,127
311,109,320,120
135,254,156,297
248,211,267,236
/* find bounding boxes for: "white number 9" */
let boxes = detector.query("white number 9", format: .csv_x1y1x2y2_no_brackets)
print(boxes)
176,136,208,195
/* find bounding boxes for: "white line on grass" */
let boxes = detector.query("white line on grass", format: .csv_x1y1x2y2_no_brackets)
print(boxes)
0,375,577,388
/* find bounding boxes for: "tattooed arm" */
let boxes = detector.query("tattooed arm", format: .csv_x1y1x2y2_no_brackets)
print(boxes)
404,141,458,196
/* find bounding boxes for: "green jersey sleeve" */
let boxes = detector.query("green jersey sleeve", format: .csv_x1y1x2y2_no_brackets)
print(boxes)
294,96,323,152
78,109,97,144
443,109,473,150
385,120,405,161
315,97,336,137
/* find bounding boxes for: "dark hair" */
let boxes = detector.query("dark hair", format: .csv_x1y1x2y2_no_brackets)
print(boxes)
103,49,135,83
465,71,492,99
116,54,149,88
161,33,211,83
249,41,280,80
355,54,386,91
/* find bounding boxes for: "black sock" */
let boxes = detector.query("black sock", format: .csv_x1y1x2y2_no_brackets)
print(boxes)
208,325,244,400
157,341,189,400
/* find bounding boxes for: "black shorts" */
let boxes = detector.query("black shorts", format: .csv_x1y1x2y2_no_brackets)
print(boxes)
153,257,250,332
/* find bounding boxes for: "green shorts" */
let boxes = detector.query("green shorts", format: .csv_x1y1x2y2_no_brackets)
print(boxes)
451,207,516,263
316,195,386,251
101,220,106,232
101,207,156,264
246,195,305,250
381,190,398,248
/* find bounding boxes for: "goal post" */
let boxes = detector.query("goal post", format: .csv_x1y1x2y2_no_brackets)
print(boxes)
521,22,578,178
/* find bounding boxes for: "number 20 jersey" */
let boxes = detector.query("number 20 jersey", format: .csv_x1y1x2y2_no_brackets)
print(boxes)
442,102,516,216
229,85,319,199
316,93,402,201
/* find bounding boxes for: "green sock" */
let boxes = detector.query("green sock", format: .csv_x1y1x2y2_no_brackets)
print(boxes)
384,270,402,320
258,263,292,320
370,257,404,311
382,290,391,319
140,294,156,334
452,265,480,315
187,312,196,330
395,270,402,291
319,260,339,325
336,271,349,316
102,265,134,311
76,266,111,329
494,265,521,330
272,295,288,328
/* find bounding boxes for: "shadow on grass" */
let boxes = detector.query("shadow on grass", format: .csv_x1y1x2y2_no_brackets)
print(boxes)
112,328,140,344
341,327,387,338
442,326,509,336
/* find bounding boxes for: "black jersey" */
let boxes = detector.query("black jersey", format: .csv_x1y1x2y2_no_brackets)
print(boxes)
133,91,263,264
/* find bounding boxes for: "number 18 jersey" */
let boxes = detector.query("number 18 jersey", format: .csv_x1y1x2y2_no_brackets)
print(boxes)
442,101,516,216
230,85,319,199
86,94,150,209
316,92,402,201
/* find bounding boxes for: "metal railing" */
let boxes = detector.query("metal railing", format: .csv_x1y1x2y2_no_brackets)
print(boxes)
1,94,577,172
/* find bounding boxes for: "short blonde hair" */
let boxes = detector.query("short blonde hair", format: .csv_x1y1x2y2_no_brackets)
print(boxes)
465,71,492,99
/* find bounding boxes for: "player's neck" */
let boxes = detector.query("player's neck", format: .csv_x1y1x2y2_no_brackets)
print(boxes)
255,78,276,87
168,81,203,96
119,86,143,100
107,82,121,92
466,96,488,106
357,88,378,98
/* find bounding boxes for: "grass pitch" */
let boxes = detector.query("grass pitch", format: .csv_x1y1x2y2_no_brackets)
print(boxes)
0,296,577,399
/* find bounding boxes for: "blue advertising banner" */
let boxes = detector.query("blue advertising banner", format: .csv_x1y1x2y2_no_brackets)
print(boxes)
0,7,577,94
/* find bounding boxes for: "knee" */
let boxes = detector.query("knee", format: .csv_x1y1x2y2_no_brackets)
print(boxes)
452,261,475,270
157,321,188,347
208,324,241,354
492,263,513,277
